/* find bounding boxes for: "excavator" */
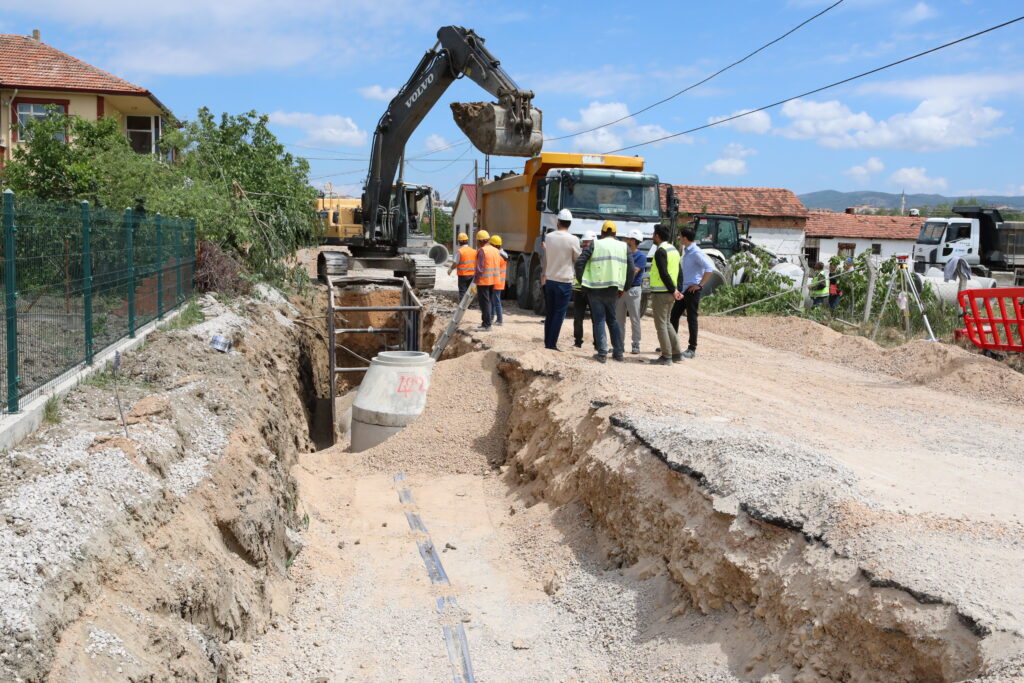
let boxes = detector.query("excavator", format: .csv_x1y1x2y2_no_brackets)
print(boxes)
317,26,543,289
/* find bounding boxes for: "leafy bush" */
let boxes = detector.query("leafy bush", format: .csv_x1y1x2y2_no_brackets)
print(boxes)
1,108,320,284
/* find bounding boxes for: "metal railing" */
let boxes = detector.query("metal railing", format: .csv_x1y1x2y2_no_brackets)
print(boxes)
1,190,197,413
325,275,423,443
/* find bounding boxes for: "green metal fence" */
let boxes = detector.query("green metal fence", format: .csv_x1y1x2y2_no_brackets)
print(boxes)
0,190,196,413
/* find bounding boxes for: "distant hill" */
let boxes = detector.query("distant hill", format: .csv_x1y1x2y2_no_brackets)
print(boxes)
797,190,1024,212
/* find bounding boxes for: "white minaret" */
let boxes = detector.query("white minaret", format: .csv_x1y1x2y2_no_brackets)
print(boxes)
899,188,906,216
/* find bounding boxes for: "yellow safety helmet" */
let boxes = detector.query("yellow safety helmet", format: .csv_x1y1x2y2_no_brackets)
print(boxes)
601,220,617,234
457,232,469,242
476,229,490,242
489,235,502,246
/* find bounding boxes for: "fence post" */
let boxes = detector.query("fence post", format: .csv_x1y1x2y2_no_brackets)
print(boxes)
3,190,19,412
175,220,183,304
81,201,94,365
156,213,164,318
862,256,878,325
125,207,136,337
187,219,196,298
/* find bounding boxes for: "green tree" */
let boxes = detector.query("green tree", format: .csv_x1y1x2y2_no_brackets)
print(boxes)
432,207,453,245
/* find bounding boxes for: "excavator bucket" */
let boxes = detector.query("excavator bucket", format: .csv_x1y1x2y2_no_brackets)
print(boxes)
451,102,543,157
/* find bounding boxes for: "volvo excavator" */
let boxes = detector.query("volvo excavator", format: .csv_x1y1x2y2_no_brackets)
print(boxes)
317,25,543,289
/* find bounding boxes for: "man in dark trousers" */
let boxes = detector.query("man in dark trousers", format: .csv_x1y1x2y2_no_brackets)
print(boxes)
572,231,596,348
540,209,581,350
669,226,715,359
575,221,631,363
473,229,501,331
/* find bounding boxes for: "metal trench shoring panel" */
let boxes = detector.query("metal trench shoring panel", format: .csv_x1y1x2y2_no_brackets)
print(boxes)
326,275,424,444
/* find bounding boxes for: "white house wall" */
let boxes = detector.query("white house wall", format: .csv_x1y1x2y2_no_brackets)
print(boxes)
452,195,476,238
815,237,915,261
748,227,805,261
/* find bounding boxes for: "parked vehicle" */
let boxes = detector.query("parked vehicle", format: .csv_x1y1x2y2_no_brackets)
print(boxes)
476,152,660,313
912,206,1024,277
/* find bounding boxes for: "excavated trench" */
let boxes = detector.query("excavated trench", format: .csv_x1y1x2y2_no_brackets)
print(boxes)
20,287,1013,681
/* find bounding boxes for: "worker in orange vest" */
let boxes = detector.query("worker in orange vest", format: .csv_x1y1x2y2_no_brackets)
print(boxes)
447,232,477,302
490,235,508,326
474,230,501,331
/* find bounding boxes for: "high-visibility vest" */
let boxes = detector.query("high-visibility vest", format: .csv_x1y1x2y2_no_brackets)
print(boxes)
809,270,829,297
582,237,629,290
649,242,680,293
475,244,502,286
495,253,507,291
455,245,477,277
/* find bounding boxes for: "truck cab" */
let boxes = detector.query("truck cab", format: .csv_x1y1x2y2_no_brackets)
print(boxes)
912,206,1005,274
536,166,661,241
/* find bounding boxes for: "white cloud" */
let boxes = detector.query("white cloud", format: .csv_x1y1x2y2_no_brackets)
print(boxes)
704,143,756,176
423,134,450,152
556,101,689,152
776,97,1008,152
12,0,444,77
889,167,948,193
529,64,699,98
844,157,885,184
708,109,772,134
901,2,936,24
358,85,398,102
268,111,367,147
856,73,1024,100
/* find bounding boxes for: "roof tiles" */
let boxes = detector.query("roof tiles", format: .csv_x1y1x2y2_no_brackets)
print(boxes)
0,34,149,96
660,184,808,219
805,210,923,240
459,183,477,210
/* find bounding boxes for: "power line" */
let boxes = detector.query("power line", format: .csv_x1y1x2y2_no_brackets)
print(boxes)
604,14,1024,154
546,0,845,143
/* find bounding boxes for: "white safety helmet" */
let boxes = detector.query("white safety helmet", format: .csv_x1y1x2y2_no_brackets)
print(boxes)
628,229,643,242
557,209,573,222
583,230,597,242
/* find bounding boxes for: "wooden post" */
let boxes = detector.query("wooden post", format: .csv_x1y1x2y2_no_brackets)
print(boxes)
862,256,878,324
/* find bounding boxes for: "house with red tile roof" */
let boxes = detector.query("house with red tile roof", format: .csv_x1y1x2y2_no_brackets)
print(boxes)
0,30,168,165
804,209,923,263
660,184,808,260
452,183,478,247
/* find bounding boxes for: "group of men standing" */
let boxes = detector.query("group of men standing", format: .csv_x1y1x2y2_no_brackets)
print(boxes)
541,209,715,365
450,209,716,366
448,229,508,331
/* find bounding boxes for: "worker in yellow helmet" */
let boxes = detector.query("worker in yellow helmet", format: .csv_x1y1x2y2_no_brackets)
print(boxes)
447,232,477,302
489,235,508,326
574,220,630,363
473,229,500,331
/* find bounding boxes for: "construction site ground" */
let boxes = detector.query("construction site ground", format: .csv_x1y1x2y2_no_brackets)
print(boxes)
1,261,1022,682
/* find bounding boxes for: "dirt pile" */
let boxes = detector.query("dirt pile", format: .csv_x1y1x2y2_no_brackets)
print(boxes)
0,291,326,682
703,316,1024,405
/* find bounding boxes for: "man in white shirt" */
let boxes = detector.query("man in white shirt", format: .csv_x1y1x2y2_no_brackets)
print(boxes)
540,209,581,350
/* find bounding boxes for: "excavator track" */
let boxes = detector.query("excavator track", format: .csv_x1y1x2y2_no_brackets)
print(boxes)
404,254,436,290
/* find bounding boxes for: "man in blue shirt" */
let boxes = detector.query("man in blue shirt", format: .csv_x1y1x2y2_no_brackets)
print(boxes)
616,229,647,354
669,226,716,359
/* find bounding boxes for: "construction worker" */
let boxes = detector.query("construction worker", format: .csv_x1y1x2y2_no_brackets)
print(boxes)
649,224,681,365
575,220,630,363
828,261,842,312
474,229,501,331
490,235,508,326
573,231,597,349
540,209,581,350
809,261,829,308
616,229,646,354
447,233,477,302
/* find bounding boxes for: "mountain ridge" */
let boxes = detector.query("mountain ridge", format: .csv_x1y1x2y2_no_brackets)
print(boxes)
797,190,1024,212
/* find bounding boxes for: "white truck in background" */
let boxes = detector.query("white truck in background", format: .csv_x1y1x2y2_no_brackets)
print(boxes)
912,206,1024,283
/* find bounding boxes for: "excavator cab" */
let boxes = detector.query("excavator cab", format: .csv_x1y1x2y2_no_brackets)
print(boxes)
692,214,749,259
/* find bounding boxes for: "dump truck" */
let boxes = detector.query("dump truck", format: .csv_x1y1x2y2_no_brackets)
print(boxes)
316,25,542,288
912,206,1024,278
476,152,661,312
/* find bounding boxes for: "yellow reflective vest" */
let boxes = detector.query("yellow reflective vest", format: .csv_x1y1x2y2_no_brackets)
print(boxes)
582,237,629,290
649,242,680,293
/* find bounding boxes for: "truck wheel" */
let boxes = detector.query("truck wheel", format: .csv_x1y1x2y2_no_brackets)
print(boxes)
516,257,532,308
531,264,546,315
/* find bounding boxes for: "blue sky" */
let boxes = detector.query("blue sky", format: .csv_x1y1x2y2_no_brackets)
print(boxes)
2,0,1022,201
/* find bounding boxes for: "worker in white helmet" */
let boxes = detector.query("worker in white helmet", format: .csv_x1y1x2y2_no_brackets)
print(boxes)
616,229,647,354
539,209,581,350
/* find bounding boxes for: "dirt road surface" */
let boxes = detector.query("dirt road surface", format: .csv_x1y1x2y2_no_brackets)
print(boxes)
235,266,1024,681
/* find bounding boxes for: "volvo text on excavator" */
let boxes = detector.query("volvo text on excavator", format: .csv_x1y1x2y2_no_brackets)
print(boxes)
317,26,542,289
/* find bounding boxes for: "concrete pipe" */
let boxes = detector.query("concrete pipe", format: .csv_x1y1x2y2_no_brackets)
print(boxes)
350,351,435,452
